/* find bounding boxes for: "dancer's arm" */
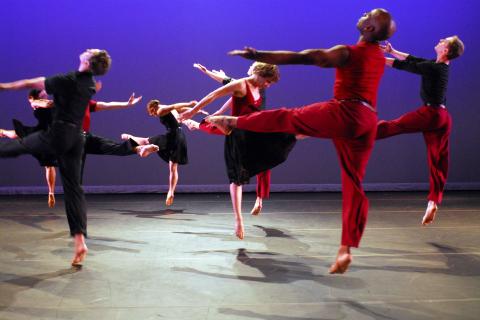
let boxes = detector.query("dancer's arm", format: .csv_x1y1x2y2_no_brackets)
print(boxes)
193,63,232,83
157,101,202,117
179,80,243,120
381,41,409,61
382,42,428,70
211,98,232,116
229,46,350,68
95,93,142,111
0,77,45,91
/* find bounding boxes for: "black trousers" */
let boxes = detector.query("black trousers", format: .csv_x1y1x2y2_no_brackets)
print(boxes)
0,122,87,236
80,132,136,183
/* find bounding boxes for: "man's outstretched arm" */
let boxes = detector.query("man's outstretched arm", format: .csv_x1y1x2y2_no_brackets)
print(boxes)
229,45,350,68
0,77,45,91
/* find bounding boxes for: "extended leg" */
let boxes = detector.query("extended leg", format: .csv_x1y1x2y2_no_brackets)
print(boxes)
166,161,178,206
45,166,56,208
230,183,244,239
251,170,271,215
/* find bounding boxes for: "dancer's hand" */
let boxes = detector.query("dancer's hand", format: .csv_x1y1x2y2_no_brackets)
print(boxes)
95,81,103,92
211,69,226,78
193,63,207,73
127,93,142,106
198,110,209,116
228,47,257,59
179,109,196,121
380,41,393,54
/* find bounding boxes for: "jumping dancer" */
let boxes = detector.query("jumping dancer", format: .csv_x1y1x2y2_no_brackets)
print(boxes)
180,62,297,240
80,92,159,183
377,36,464,225
122,99,201,206
193,63,270,215
0,49,111,266
0,89,57,207
206,8,396,273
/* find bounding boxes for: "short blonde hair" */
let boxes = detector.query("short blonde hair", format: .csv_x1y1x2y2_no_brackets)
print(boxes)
146,99,160,116
447,35,465,60
250,62,280,83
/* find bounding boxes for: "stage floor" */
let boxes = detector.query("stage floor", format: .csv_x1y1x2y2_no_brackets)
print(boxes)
0,191,479,320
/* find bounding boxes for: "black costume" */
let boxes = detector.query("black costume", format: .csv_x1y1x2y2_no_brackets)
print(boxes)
0,71,96,236
12,108,58,167
148,112,188,165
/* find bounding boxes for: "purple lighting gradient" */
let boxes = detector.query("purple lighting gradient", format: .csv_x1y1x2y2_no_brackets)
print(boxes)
0,0,478,190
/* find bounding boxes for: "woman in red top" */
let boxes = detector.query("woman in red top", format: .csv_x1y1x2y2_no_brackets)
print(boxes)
181,62,296,239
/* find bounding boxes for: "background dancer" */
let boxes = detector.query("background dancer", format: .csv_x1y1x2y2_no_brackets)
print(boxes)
0,89,57,207
206,8,396,273
377,36,465,225
180,62,297,240
122,99,201,206
1,90,158,206
79,92,159,182
0,49,111,266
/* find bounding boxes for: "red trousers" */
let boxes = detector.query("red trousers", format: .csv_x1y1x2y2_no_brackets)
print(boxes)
376,105,452,204
237,100,378,247
199,121,271,199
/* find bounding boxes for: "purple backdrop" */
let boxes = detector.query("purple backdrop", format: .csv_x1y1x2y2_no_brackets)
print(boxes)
1,0,479,192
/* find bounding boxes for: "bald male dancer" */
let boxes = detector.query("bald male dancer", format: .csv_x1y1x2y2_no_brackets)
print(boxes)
204,9,396,273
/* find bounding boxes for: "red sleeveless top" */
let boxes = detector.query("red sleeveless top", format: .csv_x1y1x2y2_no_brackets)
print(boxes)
231,81,262,116
333,41,385,110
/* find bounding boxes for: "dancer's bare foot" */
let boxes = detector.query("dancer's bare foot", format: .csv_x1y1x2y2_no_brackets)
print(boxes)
121,133,131,141
137,144,159,157
0,129,18,139
165,191,174,206
71,234,88,266
295,134,309,140
329,246,352,274
48,193,55,208
250,197,262,216
422,200,438,226
205,116,236,135
182,119,199,131
235,220,245,240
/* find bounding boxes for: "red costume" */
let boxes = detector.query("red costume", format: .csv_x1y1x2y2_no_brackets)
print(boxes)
236,42,385,247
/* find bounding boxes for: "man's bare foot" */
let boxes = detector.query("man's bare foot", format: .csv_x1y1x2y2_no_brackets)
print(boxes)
250,197,262,216
235,220,245,240
329,246,352,274
422,201,438,226
205,116,236,135
182,119,199,131
165,192,174,206
121,133,132,141
72,234,88,266
137,144,159,157
0,129,18,139
48,193,55,208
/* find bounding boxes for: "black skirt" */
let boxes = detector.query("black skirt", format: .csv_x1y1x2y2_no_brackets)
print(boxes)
225,129,296,185
149,128,188,165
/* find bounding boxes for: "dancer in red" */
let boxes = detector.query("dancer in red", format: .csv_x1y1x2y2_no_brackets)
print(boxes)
192,63,270,215
206,8,396,273
180,62,296,240
377,36,464,226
